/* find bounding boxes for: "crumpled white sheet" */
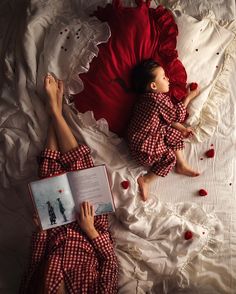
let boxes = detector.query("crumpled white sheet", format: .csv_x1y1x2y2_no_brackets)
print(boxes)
62,105,224,293
0,0,236,294
0,0,110,188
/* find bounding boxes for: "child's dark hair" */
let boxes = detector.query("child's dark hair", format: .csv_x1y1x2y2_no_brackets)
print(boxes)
131,59,159,94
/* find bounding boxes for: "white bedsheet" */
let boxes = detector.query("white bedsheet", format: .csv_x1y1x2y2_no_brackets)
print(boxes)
0,0,236,293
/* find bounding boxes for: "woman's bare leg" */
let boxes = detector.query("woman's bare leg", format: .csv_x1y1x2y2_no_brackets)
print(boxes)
45,77,65,151
57,280,67,294
46,123,59,151
44,74,78,153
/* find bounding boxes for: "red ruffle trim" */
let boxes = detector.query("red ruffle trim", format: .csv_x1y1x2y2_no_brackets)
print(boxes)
74,1,187,136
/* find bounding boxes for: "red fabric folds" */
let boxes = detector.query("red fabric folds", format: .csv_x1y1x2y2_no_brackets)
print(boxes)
73,1,187,136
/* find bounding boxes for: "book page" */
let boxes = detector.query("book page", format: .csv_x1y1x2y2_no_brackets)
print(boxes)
67,165,114,215
29,174,76,230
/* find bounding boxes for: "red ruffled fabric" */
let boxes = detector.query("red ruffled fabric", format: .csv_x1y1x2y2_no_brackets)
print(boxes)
73,0,187,136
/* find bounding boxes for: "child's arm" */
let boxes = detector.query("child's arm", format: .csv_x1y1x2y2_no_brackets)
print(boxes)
171,122,194,138
182,84,200,108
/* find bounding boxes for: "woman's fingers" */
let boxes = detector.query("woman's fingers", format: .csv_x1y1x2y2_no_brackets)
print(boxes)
85,202,89,216
90,204,94,217
80,201,94,217
80,203,85,218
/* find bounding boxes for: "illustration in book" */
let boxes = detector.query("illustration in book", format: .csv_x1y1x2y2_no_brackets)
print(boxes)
29,165,115,230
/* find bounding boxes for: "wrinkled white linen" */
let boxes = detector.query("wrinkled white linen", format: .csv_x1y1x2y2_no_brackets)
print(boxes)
0,0,110,188
62,104,227,293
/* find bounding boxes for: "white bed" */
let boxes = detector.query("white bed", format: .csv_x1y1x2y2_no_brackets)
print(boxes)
0,0,236,293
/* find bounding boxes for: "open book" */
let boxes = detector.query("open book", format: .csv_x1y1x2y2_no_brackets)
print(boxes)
29,165,115,230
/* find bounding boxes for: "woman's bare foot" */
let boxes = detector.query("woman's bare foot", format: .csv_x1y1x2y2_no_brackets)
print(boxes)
44,74,60,114
137,172,157,201
57,80,64,113
175,162,200,177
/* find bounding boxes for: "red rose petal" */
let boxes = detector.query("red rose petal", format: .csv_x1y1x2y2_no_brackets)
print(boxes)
184,231,193,240
199,189,208,196
205,148,215,158
190,82,198,91
121,180,129,189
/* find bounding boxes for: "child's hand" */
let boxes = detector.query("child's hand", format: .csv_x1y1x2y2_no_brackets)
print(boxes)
77,202,99,240
181,127,194,138
188,83,200,100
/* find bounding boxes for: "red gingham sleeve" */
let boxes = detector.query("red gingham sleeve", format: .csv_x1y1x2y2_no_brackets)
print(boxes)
60,145,94,171
38,149,64,178
92,233,119,293
158,95,187,124
29,231,48,266
175,101,188,123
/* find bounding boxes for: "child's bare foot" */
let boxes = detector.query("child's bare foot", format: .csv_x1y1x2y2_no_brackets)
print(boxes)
181,127,194,138
137,176,149,201
175,162,200,177
137,172,157,201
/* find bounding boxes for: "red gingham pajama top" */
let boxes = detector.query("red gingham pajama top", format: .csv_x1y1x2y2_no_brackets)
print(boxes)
127,92,187,177
20,146,118,294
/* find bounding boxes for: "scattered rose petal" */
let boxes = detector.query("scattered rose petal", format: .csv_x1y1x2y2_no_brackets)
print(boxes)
199,189,208,196
200,158,203,160
184,231,193,240
205,148,215,158
121,180,129,189
210,144,214,146
190,82,198,90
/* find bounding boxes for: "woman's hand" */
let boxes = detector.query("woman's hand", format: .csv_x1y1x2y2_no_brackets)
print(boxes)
33,213,41,232
77,202,99,240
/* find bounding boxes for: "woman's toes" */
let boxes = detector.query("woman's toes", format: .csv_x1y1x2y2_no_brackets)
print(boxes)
58,80,64,91
45,73,57,85
44,75,50,86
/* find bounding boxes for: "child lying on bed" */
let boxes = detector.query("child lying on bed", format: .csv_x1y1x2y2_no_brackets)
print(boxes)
127,59,200,201
20,74,118,294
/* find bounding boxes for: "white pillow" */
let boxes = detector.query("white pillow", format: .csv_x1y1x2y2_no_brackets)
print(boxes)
37,17,110,96
174,10,235,141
